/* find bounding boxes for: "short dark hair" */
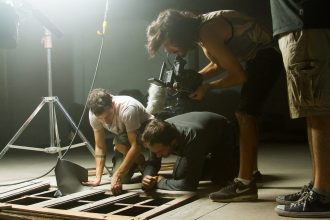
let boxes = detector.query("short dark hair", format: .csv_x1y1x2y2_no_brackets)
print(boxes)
146,9,201,57
87,88,113,116
141,118,179,146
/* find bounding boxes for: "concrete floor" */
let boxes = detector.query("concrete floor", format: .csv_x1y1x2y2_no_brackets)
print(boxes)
0,141,319,220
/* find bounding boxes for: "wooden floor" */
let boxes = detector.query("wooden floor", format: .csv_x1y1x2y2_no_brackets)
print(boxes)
0,142,320,220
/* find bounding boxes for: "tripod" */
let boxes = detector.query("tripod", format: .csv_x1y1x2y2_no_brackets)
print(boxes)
0,28,95,159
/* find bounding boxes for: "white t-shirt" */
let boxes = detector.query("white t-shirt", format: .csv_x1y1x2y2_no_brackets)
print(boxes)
89,95,153,134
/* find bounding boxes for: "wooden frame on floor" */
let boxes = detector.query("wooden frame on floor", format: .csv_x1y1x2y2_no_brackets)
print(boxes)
0,181,195,220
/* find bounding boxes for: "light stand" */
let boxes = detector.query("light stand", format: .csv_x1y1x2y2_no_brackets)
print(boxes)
0,16,95,160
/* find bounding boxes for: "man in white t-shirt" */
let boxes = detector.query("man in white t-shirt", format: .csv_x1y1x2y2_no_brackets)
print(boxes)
83,88,153,195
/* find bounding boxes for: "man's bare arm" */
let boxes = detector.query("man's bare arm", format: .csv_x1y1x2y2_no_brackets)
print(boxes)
83,129,107,186
114,131,140,177
199,22,247,89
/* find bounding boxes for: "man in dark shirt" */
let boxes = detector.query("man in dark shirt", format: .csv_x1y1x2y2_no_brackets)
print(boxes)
270,0,330,217
141,112,238,191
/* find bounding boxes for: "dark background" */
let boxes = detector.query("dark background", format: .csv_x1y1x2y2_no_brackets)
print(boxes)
0,0,306,153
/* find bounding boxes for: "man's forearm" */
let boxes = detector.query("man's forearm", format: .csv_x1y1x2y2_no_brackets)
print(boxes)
207,70,247,89
115,144,139,176
95,147,106,180
199,62,223,80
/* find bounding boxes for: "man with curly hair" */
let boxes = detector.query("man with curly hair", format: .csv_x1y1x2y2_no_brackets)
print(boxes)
83,88,153,195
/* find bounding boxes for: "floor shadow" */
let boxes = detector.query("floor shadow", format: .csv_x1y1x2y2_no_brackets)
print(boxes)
262,174,286,183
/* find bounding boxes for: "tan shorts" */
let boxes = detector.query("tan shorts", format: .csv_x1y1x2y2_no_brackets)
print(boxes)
278,29,330,119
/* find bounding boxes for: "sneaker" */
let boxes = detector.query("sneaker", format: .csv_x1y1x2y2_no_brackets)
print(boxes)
253,170,263,187
276,183,312,205
275,190,330,218
209,178,258,202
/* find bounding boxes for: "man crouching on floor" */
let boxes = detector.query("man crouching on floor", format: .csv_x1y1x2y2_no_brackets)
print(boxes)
141,111,239,191
83,88,153,195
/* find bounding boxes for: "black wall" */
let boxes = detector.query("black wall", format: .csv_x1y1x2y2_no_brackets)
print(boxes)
0,0,306,152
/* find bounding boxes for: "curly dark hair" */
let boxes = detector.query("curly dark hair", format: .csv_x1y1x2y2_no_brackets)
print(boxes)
87,88,113,116
141,118,179,146
146,9,201,57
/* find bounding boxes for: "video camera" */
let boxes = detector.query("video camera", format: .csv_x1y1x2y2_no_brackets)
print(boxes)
148,56,202,96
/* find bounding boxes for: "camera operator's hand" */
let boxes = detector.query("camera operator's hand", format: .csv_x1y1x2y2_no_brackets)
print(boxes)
189,84,210,100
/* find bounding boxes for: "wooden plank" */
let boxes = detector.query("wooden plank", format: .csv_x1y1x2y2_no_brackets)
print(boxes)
0,181,50,202
109,198,156,215
115,198,155,207
87,168,107,176
149,197,226,220
0,180,43,194
0,202,131,220
109,205,134,215
0,203,12,210
32,188,58,197
135,193,196,220
2,182,196,220
132,204,156,209
70,192,139,212
31,189,104,208
7,194,52,205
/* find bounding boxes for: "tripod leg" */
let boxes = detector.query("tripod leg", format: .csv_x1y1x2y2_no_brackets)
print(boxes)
49,96,55,147
53,108,62,157
0,99,47,160
53,98,95,156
